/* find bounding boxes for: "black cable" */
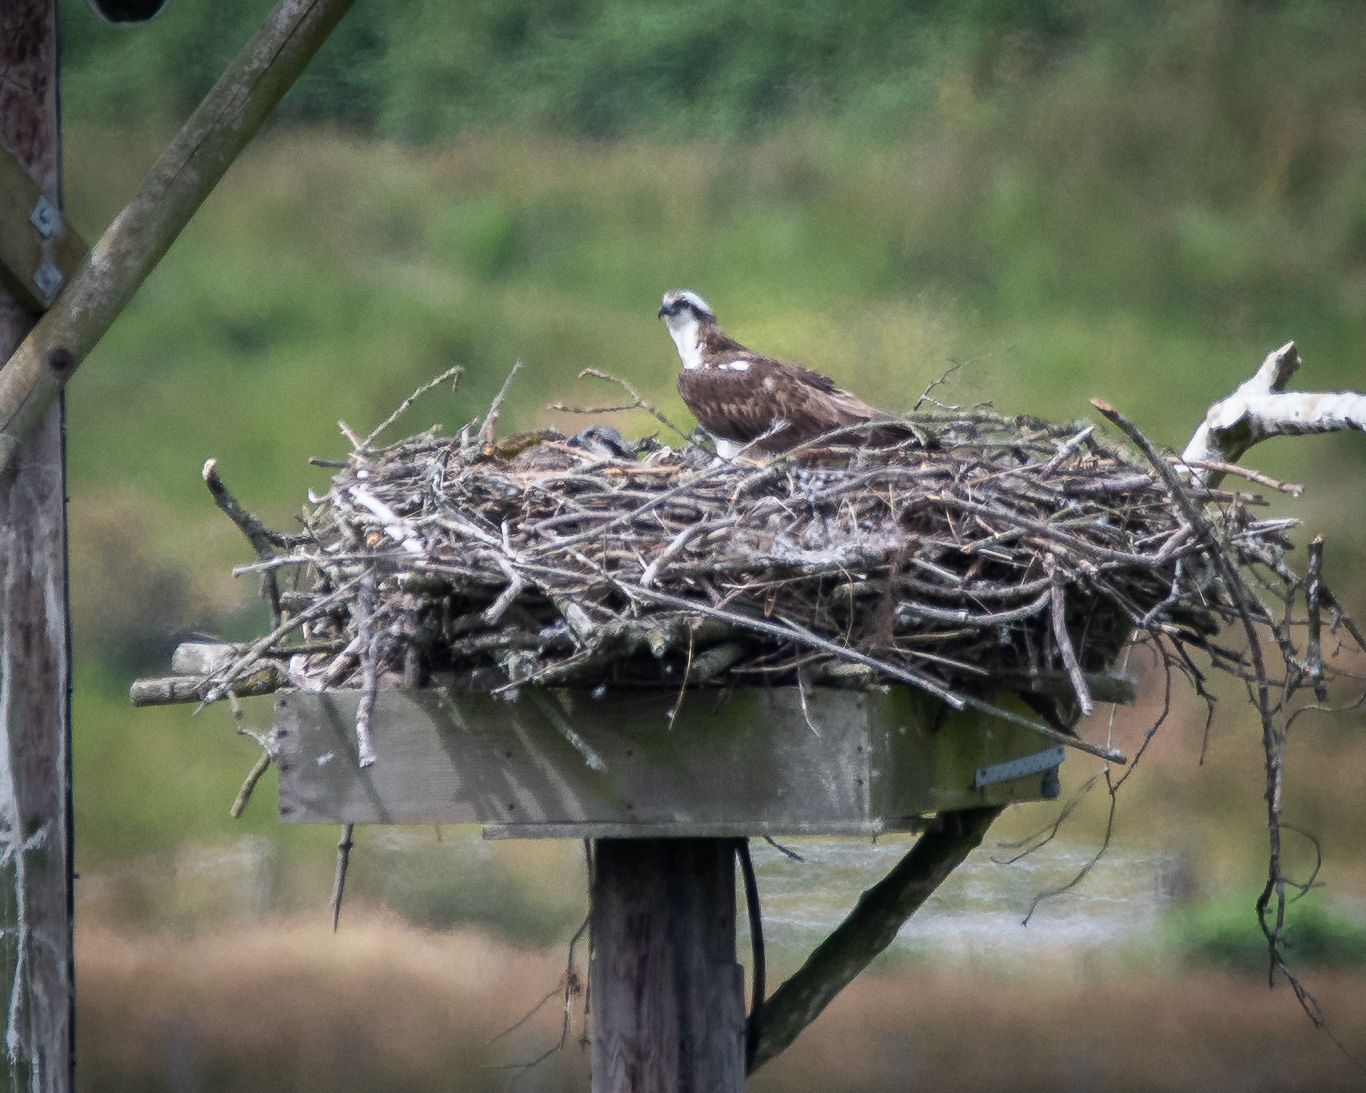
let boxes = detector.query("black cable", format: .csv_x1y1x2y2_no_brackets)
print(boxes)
737,838,764,1074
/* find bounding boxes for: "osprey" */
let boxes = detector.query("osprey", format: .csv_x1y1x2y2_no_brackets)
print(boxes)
657,288,905,456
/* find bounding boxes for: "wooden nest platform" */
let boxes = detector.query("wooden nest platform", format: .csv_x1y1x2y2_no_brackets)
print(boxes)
173,403,1303,771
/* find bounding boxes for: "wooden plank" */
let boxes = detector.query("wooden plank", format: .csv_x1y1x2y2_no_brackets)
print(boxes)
275,685,1065,835
0,146,87,313
0,2,72,1090
591,839,744,1093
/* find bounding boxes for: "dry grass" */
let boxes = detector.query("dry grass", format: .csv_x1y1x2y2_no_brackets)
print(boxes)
758,966,1366,1093
78,910,588,1092
78,912,1366,1093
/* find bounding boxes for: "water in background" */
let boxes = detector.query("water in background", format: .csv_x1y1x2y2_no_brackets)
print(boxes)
744,833,1193,967
94,825,1190,964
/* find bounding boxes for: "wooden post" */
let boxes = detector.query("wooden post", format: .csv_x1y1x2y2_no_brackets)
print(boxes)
0,2,73,1091
591,839,745,1093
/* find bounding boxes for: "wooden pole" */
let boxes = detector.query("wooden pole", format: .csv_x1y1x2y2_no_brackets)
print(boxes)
590,839,745,1093
0,3,72,1091
0,0,357,476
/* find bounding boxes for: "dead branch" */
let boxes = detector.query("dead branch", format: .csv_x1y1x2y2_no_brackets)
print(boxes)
476,361,522,447
1181,342,1366,487
360,363,463,450
229,750,272,820
329,823,354,932
202,458,287,626
555,367,694,445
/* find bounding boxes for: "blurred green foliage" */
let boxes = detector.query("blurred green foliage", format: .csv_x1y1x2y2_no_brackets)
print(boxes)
1173,893,1366,971
61,0,1094,139
55,0,1366,942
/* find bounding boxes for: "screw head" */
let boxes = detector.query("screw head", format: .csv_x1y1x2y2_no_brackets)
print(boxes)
29,197,57,238
32,261,62,299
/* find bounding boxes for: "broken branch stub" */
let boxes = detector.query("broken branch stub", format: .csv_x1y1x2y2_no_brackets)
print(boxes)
1180,341,1366,489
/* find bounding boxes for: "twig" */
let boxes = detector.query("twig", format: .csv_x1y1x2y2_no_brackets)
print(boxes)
1046,554,1093,716
795,668,822,736
561,367,694,445
330,823,354,932
762,835,805,862
1021,775,1118,925
1177,458,1303,496
353,574,380,768
1038,424,1094,476
911,357,967,412
641,518,738,587
200,580,360,704
477,360,522,447
624,583,966,705
229,750,272,819
361,363,464,449
993,772,1104,863
338,419,365,450
1093,398,1311,1017
202,458,285,626
488,985,561,1046
131,669,283,706
1306,537,1327,701
487,914,590,1083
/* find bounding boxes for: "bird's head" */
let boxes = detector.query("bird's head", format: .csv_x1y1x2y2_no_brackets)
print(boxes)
657,288,715,323
658,289,715,370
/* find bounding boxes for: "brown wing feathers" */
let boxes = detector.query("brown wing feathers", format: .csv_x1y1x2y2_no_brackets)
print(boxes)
662,289,908,452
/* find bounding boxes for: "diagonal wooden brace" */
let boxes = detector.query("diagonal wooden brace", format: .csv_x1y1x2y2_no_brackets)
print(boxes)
0,0,356,475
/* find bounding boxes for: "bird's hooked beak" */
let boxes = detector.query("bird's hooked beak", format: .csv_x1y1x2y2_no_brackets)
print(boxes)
657,302,673,319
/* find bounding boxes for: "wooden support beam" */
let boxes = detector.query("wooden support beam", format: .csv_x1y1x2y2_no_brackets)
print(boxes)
0,2,72,1090
0,0,357,474
590,839,745,1093
749,805,1003,1072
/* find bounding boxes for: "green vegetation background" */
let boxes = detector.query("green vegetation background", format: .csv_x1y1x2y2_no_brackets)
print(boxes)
58,0,1366,958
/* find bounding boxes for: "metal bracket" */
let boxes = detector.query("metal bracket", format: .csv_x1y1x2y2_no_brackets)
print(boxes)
0,147,88,313
28,196,58,238
973,745,1065,790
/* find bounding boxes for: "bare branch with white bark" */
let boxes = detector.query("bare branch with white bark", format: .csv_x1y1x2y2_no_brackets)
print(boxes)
1181,341,1366,488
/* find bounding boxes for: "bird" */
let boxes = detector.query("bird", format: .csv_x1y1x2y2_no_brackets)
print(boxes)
567,423,635,460
657,288,907,457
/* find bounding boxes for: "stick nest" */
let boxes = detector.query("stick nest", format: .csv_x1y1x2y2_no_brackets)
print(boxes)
217,407,1300,724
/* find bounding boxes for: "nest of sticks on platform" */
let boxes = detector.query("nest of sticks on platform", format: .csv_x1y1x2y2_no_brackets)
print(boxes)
178,372,1339,768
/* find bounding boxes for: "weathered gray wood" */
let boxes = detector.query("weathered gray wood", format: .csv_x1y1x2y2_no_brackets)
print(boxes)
591,839,745,1093
0,3,72,1089
169,642,240,676
0,0,357,475
274,685,1067,834
749,806,1002,1072
130,668,280,707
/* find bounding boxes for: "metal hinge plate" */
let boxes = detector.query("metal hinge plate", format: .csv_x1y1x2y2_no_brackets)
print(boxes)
974,745,1066,789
